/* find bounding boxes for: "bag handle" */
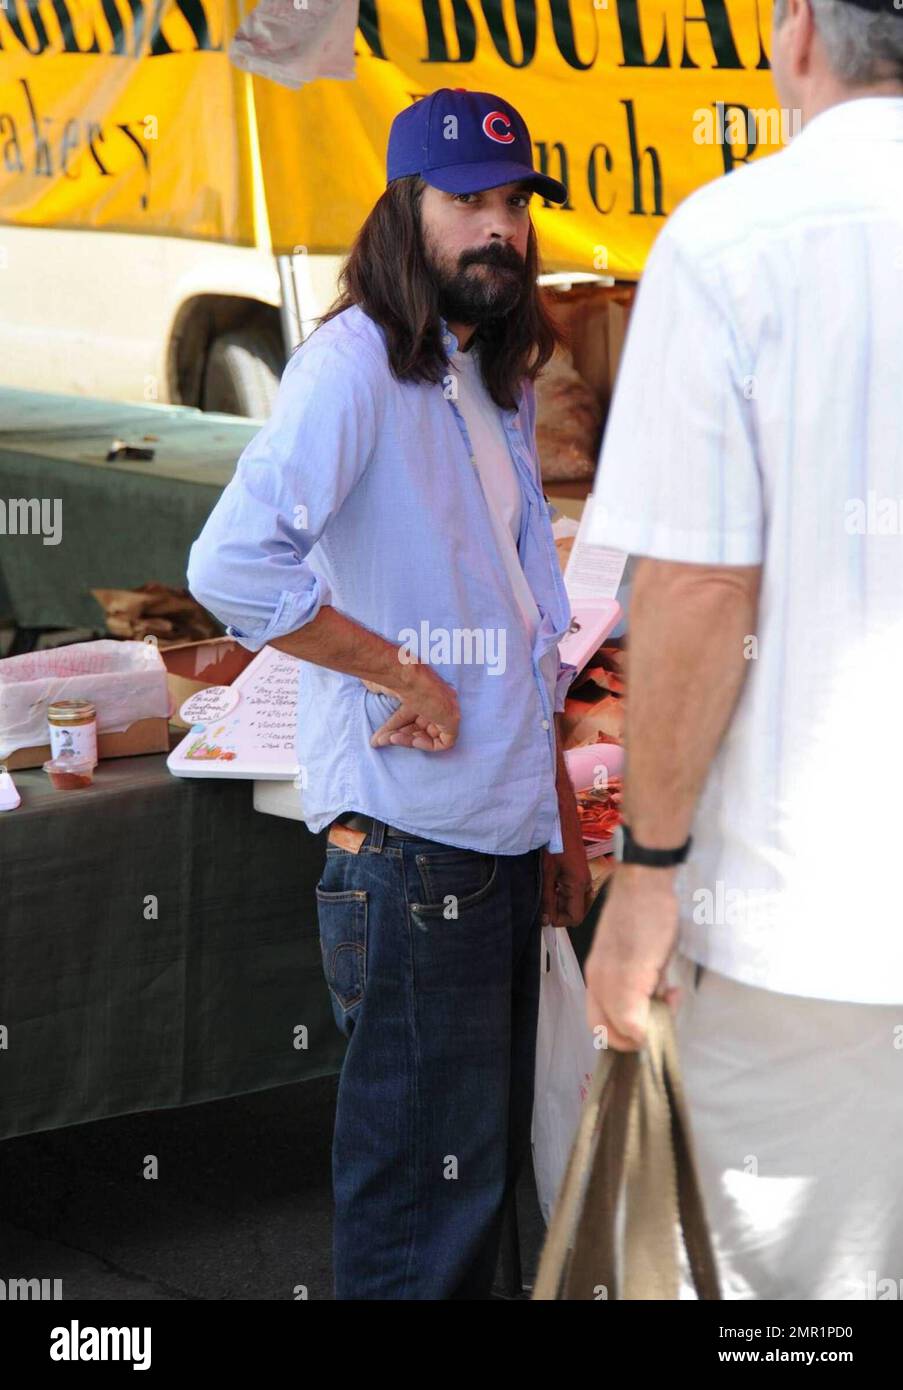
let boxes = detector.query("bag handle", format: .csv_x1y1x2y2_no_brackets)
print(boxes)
532,997,721,1300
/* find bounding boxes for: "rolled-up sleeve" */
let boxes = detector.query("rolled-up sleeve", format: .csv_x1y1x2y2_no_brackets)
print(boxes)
187,333,378,652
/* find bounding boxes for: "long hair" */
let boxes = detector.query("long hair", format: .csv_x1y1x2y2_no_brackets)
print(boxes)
316,175,561,411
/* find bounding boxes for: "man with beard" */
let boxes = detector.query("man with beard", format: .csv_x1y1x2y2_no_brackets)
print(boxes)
187,89,590,1300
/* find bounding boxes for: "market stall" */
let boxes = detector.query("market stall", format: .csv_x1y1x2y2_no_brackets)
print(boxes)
0,387,258,633
0,0,672,1151
0,739,345,1142
0,476,626,1138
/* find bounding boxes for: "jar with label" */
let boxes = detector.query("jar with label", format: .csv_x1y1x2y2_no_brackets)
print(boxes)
47,699,98,768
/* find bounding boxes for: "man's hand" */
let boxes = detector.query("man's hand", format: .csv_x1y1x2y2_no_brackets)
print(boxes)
584,864,680,1051
366,664,461,752
268,607,461,752
543,714,594,927
541,815,593,929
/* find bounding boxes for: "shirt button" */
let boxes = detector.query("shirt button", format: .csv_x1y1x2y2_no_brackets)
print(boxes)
541,718,550,730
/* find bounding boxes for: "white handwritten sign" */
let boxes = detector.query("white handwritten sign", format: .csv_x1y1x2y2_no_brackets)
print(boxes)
167,645,302,780
179,684,241,726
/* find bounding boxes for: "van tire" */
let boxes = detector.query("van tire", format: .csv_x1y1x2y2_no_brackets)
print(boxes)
202,327,285,418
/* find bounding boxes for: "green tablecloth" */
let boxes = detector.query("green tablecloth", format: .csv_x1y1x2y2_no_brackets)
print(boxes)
0,746,344,1140
0,387,257,630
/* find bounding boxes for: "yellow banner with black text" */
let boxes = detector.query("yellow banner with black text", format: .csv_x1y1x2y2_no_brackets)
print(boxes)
0,0,781,276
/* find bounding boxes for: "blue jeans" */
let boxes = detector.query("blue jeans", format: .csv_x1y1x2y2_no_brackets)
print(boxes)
316,816,544,1299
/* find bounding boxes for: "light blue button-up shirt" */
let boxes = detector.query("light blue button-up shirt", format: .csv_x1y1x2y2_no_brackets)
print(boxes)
186,304,575,854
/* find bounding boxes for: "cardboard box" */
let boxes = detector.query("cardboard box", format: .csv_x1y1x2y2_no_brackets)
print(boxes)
604,287,635,394
1,638,173,770
2,638,255,767
543,281,636,414
162,637,256,731
5,717,170,771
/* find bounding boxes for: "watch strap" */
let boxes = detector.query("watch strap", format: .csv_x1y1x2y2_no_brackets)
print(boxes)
619,822,692,867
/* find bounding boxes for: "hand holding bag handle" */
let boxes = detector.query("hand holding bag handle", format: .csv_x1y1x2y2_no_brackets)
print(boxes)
532,996,721,1301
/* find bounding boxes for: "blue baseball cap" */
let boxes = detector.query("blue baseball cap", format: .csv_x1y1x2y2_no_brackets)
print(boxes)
387,87,568,204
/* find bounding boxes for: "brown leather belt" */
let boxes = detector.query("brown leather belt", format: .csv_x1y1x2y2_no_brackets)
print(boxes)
335,812,412,837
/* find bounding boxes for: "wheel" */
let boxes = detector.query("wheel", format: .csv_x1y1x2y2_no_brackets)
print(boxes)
201,325,285,418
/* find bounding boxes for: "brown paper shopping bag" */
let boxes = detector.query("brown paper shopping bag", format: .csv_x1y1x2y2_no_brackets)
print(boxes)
533,998,721,1301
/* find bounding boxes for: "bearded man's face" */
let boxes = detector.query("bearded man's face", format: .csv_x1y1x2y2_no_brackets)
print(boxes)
419,180,533,326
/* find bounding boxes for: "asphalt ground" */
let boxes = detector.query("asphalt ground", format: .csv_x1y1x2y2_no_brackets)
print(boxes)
0,1073,548,1301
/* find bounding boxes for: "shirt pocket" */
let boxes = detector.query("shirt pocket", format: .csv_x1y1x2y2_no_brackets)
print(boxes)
410,849,498,918
315,887,368,1015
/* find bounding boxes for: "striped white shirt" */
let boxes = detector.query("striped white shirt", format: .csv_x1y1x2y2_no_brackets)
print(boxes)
587,97,903,1004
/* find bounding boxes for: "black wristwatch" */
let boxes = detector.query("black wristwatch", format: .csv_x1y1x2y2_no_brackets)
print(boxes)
613,822,692,868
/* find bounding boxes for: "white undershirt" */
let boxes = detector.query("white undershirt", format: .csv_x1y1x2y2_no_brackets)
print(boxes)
450,345,540,638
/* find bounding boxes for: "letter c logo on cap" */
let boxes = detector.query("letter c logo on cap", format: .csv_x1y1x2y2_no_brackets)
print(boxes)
482,111,515,145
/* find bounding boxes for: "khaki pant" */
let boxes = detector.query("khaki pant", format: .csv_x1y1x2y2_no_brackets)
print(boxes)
672,953,903,1300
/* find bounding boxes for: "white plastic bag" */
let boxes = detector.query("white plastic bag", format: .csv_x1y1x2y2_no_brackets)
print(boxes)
229,0,358,90
531,925,600,1225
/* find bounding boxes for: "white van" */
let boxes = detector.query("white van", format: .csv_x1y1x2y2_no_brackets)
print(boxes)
1,228,343,417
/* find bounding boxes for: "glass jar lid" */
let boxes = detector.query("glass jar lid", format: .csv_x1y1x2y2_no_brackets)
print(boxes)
48,698,97,722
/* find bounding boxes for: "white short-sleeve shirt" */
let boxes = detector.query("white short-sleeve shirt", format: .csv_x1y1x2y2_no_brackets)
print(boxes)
586,97,903,1005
